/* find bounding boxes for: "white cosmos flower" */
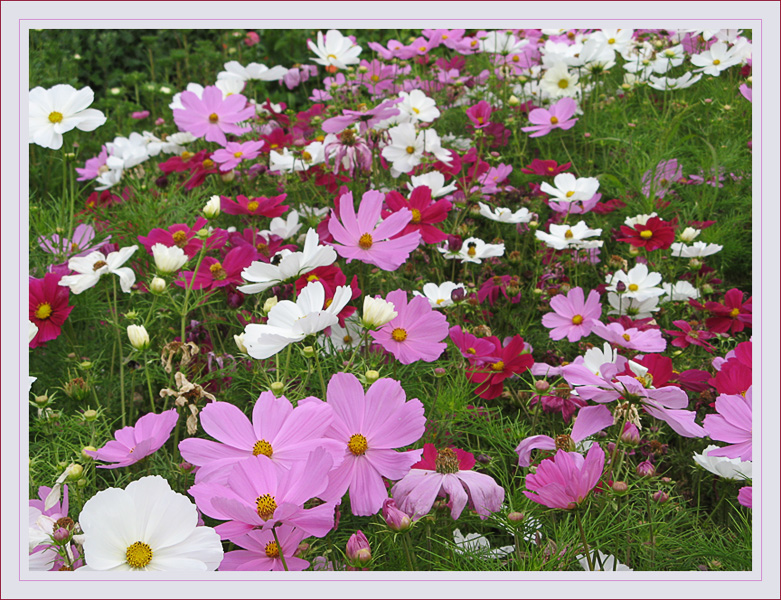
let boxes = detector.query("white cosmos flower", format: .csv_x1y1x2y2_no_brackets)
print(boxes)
648,72,702,91
607,293,659,319
407,172,457,198
29,320,39,343
239,228,336,294
243,281,352,359
322,317,363,353
539,62,580,99
582,342,619,376
29,507,60,570
693,445,753,480
413,282,465,309
263,210,302,239
218,60,288,82
308,29,362,70
151,243,188,273
540,173,599,203
477,202,532,224
589,28,634,57
214,74,246,97
479,31,526,55
535,221,603,250
105,132,151,171
452,529,514,559
679,227,701,242
29,84,107,150
623,212,657,227
362,296,398,328
604,263,664,301
94,166,124,191
438,236,505,264
578,550,633,572
58,245,137,294
660,280,700,303
382,123,426,174
651,44,685,73
690,41,742,76
396,90,440,124
670,241,723,257
78,475,223,571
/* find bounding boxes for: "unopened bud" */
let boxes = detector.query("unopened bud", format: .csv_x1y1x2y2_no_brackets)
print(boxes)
507,511,525,522
346,530,372,565
34,394,49,405
364,370,380,384
612,481,629,493
433,367,447,378
507,94,520,106
234,333,248,354
83,409,98,422
534,380,550,392
203,195,221,218
150,276,166,293
196,228,210,240
382,498,412,532
65,464,83,481
636,460,656,478
52,527,70,542
81,445,97,459
127,324,150,351
620,422,640,444
220,171,236,183
263,296,279,314
270,381,285,397
652,490,669,503
302,346,316,358
628,245,640,256
615,281,627,292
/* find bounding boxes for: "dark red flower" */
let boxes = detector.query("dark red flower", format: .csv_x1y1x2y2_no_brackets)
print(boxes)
138,217,226,258
617,217,675,251
29,273,74,348
466,335,533,399
665,320,716,353
220,194,289,218
228,228,296,263
383,186,451,244
477,274,522,307
520,159,571,176
704,288,752,334
176,245,256,291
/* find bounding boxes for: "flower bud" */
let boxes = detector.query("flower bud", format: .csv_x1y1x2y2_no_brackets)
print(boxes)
34,394,49,405
652,490,669,503
302,346,316,358
234,333,248,354
615,281,627,292
450,286,466,303
507,94,520,106
263,296,279,314
636,460,656,478
152,243,188,274
63,377,90,401
203,195,221,218
362,296,398,329
150,276,167,293
65,463,83,481
507,511,525,522
83,409,98,421
52,527,70,542
346,530,372,565
196,228,210,240
534,380,550,392
620,422,641,445
127,324,150,351
688,258,702,270
612,481,629,493
433,367,447,378
628,245,640,256
382,498,412,532
679,227,700,242
702,283,714,295
81,445,97,459
270,381,285,397
364,370,380,384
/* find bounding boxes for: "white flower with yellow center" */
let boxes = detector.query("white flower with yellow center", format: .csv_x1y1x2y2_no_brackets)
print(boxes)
29,84,107,150
396,90,440,124
605,263,664,302
478,202,533,224
414,281,465,309
648,72,702,91
535,221,603,250
540,173,599,203
670,241,723,258
539,62,580,99
660,281,700,303
78,476,223,571
151,243,188,274
58,245,138,294
693,445,753,480
438,237,505,264
308,29,362,70
406,172,458,198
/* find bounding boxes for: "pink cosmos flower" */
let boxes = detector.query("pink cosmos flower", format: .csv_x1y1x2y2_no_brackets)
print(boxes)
138,217,226,259
219,524,309,571
220,194,289,218
542,287,603,342
737,486,752,508
38,223,105,259
703,387,752,461
739,84,752,103
328,190,421,271
131,110,150,120
370,289,449,364
211,140,264,172
592,321,666,353
521,97,579,138
665,320,716,352
383,186,452,245
173,85,255,146
75,146,108,181
85,409,178,468
321,373,426,517
466,100,492,128
178,392,342,485
189,449,336,542
515,405,614,467
448,325,498,366
321,97,402,134
524,443,605,510
177,245,256,291
478,275,522,307
391,444,505,521
641,159,683,198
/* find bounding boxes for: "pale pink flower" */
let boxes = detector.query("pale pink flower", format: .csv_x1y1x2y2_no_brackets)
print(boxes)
85,409,178,468
542,287,602,342
173,85,255,146
524,444,605,510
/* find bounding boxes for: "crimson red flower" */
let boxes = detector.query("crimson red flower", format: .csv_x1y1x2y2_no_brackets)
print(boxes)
177,245,256,291
709,341,752,396
520,159,571,176
665,320,716,353
617,217,675,251
228,228,296,263
220,194,289,218
467,335,533,399
703,288,752,334
29,273,74,348
158,150,220,190
383,186,451,244
294,264,361,326
477,274,522,306
138,217,226,258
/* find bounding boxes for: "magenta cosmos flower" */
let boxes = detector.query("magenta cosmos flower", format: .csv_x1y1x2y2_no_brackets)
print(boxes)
219,524,309,571
220,193,289,218
665,320,716,353
138,216,226,259
703,386,752,461
328,190,421,271
85,409,178,468
542,287,602,342
383,186,452,244
321,372,426,516
173,85,255,146
466,100,492,128
515,404,614,467
211,140,264,172
29,273,74,348
178,392,343,485
391,444,505,521
738,486,752,508
370,289,449,364
177,245,256,291
524,443,605,510
592,321,666,353
189,449,336,542
521,97,579,138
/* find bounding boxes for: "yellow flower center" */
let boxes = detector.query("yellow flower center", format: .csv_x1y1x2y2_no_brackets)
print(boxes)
713,59,721,65
550,116,559,124
434,447,460,474
564,229,574,239
410,208,422,224
608,38,616,44
265,541,280,559
640,230,653,239
125,541,153,569
406,146,416,155
371,75,380,82
435,298,445,305
628,283,639,292
418,45,427,52
729,307,740,318
255,493,277,520
558,79,569,89
302,151,312,161
208,113,219,123
48,111,64,124
490,361,505,372
233,151,244,158
555,433,574,451
391,328,408,342
181,151,194,160
247,201,259,212
92,260,107,271
202,159,215,169
209,262,227,280
348,433,368,456
358,233,373,249
467,242,477,257
35,302,52,320
571,314,584,325
412,107,420,114
467,347,476,354
622,333,631,341
565,190,575,198
307,274,320,282
253,439,273,457
172,230,188,247
343,334,353,344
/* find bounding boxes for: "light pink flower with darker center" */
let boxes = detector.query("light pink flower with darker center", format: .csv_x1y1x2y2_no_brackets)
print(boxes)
321,372,426,517
328,190,421,271
542,287,603,342
218,524,309,571
85,409,178,468
703,386,752,461
524,443,605,510
173,85,255,146
212,140,264,172
521,97,579,138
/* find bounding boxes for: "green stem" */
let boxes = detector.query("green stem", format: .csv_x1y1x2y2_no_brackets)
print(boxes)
107,279,127,426
272,526,289,571
180,245,208,342
145,358,156,413
575,509,594,571
402,532,415,571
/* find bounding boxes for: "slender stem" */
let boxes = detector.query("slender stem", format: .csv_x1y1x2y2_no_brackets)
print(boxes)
272,527,289,571
108,279,127,426
575,509,594,571
145,359,156,413
180,245,208,342
314,347,327,396
402,532,415,571
645,490,656,563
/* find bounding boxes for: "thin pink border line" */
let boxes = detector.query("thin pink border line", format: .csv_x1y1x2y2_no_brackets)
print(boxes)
19,21,761,582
